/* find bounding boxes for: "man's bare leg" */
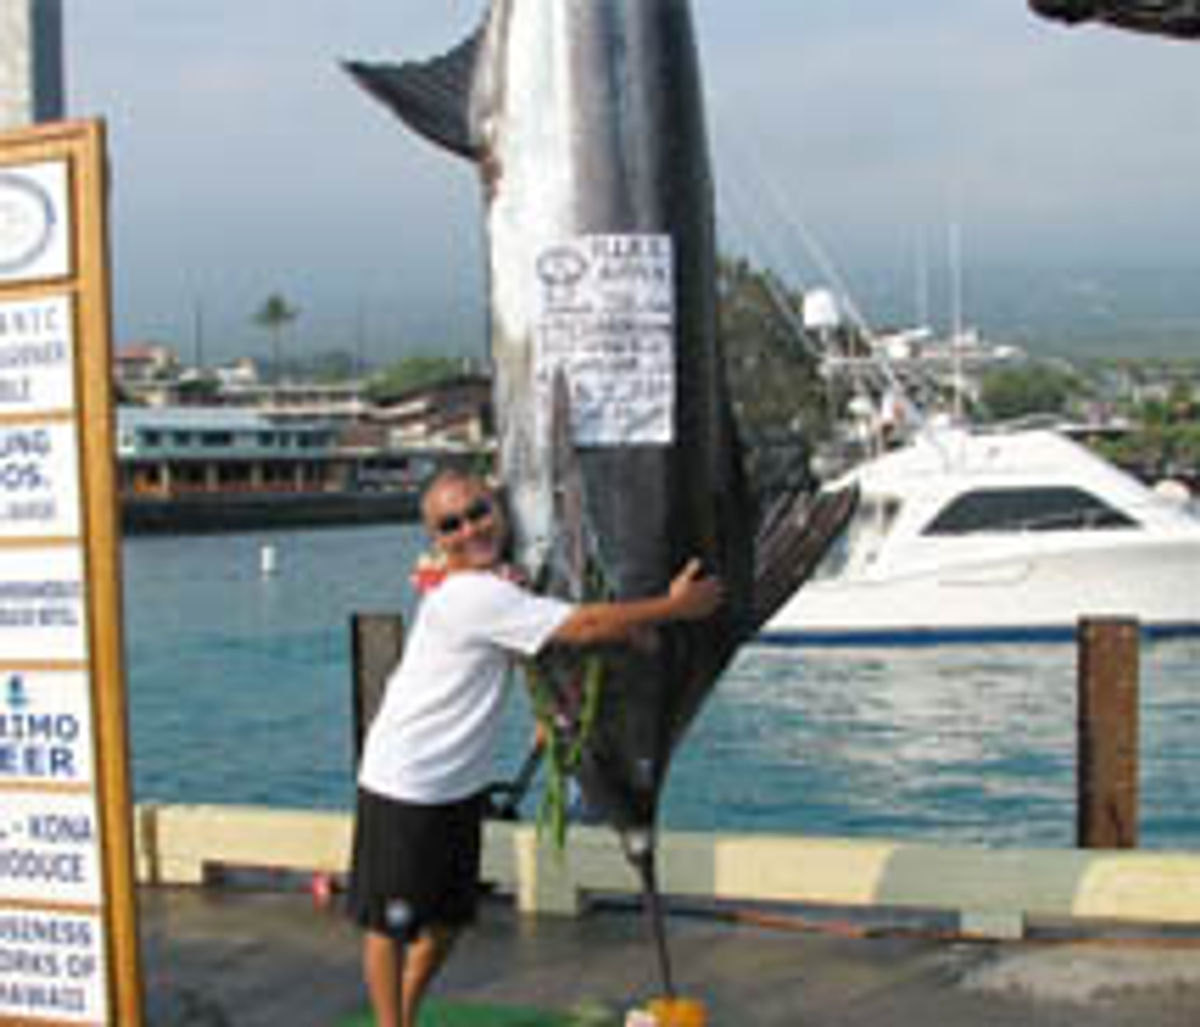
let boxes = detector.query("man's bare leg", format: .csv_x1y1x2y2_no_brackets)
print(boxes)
401,924,460,1027
363,929,405,1027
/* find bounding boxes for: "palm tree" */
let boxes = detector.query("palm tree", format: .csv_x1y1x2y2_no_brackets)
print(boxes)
253,293,299,385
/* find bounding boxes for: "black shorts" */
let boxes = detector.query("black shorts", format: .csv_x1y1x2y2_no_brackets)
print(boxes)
345,787,485,941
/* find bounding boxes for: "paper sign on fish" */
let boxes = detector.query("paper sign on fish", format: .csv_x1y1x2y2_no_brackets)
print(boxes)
345,0,853,847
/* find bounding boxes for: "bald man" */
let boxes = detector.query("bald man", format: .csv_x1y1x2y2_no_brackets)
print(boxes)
347,469,723,1027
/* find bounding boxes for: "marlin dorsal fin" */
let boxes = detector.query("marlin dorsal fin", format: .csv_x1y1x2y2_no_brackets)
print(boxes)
343,30,483,161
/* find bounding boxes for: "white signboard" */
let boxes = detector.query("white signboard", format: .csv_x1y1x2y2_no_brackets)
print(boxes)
0,547,87,662
534,234,675,446
0,162,71,284
0,792,102,906
0,907,109,1024
0,421,81,538
0,295,76,413
0,670,95,788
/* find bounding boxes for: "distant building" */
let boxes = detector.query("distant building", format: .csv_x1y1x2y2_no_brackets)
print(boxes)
212,358,260,389
218,380,370,423
116,406,348,498
0,0,63,128
113,362,496,497
370,373,493,452
115,342,180,383
114,343,184,406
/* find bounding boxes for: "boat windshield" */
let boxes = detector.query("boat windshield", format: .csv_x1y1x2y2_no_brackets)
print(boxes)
921,486,1138,535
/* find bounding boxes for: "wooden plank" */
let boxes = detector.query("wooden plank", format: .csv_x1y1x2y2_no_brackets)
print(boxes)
349,612,404,763
130,804,1200,928
1077,617,1140,849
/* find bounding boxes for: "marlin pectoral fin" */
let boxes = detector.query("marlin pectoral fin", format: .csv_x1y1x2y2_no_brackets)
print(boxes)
751,484,859,630
548,371,589,600
343,32,483,160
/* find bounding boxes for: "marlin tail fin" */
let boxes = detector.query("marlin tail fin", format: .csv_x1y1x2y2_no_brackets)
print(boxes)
343,29,483,160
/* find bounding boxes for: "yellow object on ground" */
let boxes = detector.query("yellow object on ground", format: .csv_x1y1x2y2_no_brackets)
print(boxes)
647,997,707,1026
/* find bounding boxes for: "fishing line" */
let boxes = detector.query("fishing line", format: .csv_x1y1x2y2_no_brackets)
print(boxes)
709,90,936,441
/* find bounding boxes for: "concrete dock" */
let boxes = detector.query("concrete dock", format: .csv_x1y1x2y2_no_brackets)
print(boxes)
142,884,1200,1026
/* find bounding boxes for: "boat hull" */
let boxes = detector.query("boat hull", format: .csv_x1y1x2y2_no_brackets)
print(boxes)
759,422,1200,648
758,621,1200,648
760,536,1200,646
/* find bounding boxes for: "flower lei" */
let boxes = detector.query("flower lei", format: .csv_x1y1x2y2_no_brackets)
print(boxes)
409,550,449,595
525,653,604,849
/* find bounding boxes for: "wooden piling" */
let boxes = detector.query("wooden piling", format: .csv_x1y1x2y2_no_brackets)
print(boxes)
350,613,405,762
1077,617,1140,849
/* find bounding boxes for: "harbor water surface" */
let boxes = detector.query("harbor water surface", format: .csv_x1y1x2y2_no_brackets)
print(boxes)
122,524,1200,850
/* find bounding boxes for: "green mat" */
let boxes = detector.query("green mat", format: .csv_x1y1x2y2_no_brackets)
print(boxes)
339,997,579,1026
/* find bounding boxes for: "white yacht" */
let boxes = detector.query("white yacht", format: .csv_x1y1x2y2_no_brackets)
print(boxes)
759,423,1200,646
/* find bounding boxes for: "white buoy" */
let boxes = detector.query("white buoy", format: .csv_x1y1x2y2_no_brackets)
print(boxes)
260,543,278,576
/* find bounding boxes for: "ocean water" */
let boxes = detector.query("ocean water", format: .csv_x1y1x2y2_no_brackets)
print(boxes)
121,524,1200,850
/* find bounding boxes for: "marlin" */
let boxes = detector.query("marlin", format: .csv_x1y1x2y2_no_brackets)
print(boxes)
345,0,852,988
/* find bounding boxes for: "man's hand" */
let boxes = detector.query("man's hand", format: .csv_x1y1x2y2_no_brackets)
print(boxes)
668,559,725,621
549,557,725,647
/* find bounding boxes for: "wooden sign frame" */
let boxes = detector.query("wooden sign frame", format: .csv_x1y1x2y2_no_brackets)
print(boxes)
0,120,141,1027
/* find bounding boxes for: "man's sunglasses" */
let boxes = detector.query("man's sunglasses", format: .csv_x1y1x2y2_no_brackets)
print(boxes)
434,498,494,537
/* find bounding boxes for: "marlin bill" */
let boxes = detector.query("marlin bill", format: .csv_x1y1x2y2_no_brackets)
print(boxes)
345,0,852,838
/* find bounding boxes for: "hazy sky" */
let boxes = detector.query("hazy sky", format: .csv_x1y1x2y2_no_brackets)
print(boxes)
62,1,1200,364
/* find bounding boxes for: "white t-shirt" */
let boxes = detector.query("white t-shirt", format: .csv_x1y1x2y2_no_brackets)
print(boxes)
358,570,573,804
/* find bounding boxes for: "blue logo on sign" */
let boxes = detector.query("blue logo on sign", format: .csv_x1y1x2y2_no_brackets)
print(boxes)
0,172,56,275
5,673,28,710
